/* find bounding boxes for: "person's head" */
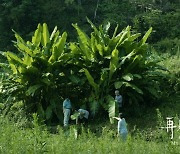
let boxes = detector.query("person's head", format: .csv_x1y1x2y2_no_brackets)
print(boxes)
119,113,124,119
66,98,70,101
115,90,119,96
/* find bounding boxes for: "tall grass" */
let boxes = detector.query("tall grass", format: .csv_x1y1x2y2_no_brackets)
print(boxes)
0,115,179,154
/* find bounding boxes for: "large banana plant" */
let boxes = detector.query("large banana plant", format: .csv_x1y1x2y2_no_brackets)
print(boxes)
5,23,71,123
71,18,161,123
2,21,165,124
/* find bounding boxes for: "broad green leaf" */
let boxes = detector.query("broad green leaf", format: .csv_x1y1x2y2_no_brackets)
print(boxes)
140,27,152,45
145,87,159,98
119,49,136,66
106,95,117,124
126,26,131,37
6,52,23,65
125,82,143,94
50,26,57,40
58,53,71,62
129,33,141,41
122,73,134,81
124,55,143,73
71,111,80,120
6,56,17,74
6,52,26,73
116,29,128,47
16,42,33,56
115,81,143,94
122,33,141,44
90,34,96,54
13,31,33,56
32,24,42,46
72,24,92,60
109,48,119,80
26,84,42,96
13,29,24,43
49,32,67,63
114,81,124,89
72,24,90,45
70,43,81,55
50,30,60,45
46,106,53,120
41,23,50,47
23,54,32,66
18,66,26,73
112,24,119,38
133,74,142,79
96,43,104,56
56,32,67,54
84,69,99,91
86,17,98,33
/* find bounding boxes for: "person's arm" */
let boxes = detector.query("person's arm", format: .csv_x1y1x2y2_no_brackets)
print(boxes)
118,120,121,135
113,117,120,120
63,100,67,111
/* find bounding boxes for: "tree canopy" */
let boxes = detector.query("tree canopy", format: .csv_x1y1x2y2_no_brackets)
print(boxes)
0,0,179,53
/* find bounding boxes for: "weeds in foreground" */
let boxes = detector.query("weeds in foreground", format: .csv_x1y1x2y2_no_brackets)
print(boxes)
0,115,179,154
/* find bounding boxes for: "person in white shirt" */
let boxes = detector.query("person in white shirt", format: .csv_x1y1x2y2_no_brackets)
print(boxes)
113,113,128,141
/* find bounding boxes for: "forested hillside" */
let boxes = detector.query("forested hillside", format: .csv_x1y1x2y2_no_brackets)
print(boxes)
0,0,179,53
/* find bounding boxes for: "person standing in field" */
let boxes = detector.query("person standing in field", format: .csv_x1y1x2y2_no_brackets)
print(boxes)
115,90,123,113
76,109,89,125
63,98,72,127
113,113,128,141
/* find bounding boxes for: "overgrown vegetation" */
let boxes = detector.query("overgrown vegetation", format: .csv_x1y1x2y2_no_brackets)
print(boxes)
0,0,179,153
0,113,179,154
0,20,169,124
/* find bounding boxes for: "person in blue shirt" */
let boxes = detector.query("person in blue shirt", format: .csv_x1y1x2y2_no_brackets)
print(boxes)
63,98,72,127
113,113,128,141
76,109,89,125
115,90,123,113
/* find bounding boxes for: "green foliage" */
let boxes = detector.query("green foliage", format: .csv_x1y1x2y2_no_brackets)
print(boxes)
1,20,167,124
70,111,80,120
158,51,180,98
1,0,179,55
153,38,180,54
133,7,180,45
73,19,167,122
2,23,71,123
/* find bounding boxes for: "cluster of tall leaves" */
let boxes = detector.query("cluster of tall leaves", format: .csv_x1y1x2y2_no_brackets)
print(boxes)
2,23,74,123
1,20,165,124
71,19,165,122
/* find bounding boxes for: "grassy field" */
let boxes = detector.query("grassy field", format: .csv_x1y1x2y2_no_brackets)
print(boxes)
0,106,180,154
